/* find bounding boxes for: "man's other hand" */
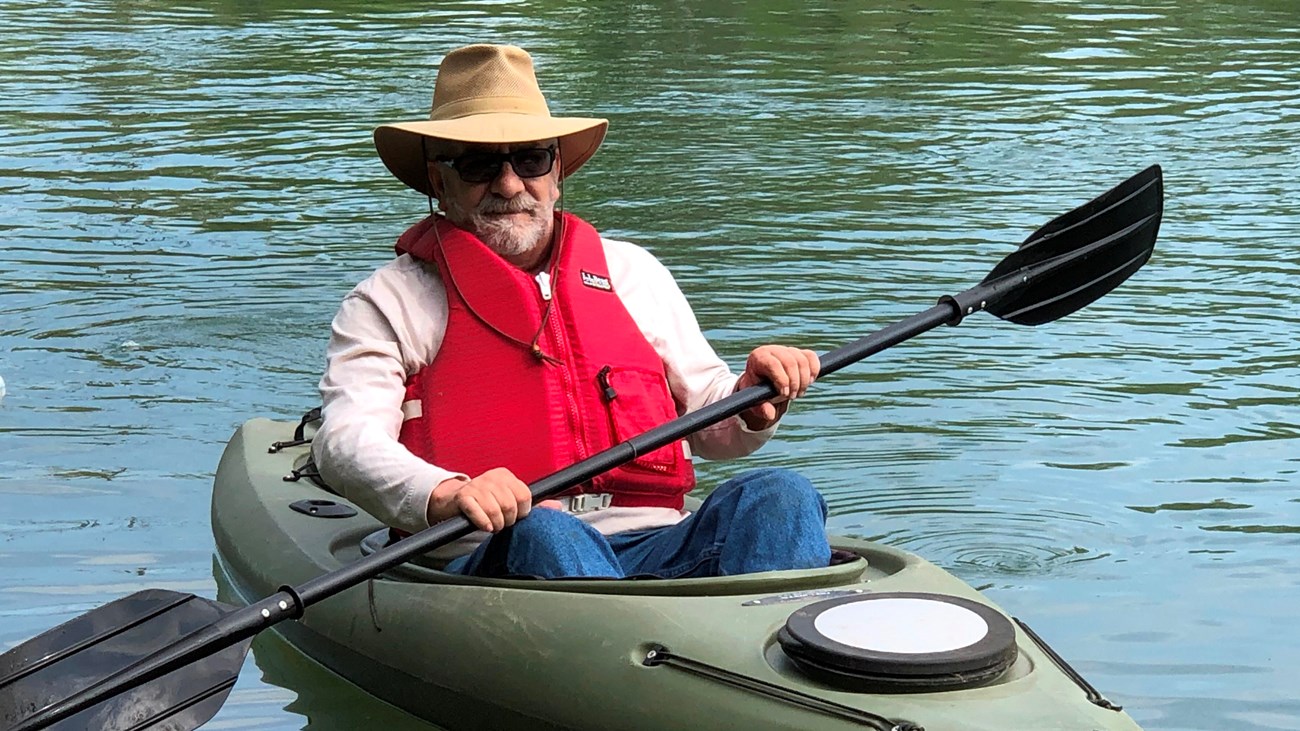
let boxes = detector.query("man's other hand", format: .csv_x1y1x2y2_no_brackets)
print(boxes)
428,467,533,532
734,345,820,431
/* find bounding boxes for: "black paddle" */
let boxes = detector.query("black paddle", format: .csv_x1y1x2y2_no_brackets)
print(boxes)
0,165,1163,731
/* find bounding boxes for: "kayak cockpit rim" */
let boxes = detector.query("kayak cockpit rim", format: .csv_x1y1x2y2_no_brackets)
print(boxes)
350,524,913,597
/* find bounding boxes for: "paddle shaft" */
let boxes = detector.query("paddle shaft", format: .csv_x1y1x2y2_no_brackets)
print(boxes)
11,261,1039,731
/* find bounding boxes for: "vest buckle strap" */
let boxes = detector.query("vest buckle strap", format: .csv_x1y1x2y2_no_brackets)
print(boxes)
554,493,614,514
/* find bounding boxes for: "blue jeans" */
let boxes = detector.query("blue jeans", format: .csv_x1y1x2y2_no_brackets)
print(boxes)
443,468,831,579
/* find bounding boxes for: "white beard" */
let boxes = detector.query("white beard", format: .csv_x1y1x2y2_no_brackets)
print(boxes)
451,192,555,258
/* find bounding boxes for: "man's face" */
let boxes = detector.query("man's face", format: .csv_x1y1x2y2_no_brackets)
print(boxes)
427,140,561,260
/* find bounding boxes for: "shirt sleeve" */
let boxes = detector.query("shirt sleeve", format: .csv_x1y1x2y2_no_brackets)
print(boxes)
311,261,464,533
604,239,777,460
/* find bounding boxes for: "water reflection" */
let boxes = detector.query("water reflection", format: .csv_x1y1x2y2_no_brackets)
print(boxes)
238,632,438,731
213,563,439,731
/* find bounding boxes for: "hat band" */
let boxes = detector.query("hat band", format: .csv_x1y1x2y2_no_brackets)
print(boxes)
431,95,552,121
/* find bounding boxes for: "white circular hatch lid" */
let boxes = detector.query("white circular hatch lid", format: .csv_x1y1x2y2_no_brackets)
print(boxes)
812,596,989,655
778,592,1019,687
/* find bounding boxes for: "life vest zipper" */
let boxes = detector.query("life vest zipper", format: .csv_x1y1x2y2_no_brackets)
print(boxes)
549,303,588,468
597,365,618,401
535,271,552,301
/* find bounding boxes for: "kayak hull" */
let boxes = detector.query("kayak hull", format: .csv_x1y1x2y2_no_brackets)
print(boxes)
212,418,1144,731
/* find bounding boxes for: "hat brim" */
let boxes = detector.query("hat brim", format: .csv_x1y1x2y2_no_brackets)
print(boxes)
374,113,608,196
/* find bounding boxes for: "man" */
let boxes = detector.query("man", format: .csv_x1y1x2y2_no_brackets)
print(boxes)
313,43,830,579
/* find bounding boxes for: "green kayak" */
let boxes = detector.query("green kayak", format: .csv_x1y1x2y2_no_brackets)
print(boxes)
208,416,1144,728
212,417,1146,731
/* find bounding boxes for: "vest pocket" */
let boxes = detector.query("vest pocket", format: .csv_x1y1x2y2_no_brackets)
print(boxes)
600,365,684,473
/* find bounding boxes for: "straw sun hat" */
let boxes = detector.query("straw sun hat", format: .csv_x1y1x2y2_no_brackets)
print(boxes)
374,44,608,196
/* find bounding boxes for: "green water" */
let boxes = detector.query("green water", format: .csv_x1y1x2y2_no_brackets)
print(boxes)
1,1,1298,729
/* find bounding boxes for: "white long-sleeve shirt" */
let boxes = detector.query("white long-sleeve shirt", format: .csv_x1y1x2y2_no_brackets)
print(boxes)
313,235,777,552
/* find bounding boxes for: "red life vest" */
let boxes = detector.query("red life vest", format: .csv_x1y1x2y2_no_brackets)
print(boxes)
395,212,696,509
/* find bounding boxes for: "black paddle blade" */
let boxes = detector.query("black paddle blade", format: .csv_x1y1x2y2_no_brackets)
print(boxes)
981,164,1163,325
0,589,249,731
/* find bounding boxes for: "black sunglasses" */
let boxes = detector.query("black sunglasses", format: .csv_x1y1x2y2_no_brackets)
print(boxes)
433,146,558,184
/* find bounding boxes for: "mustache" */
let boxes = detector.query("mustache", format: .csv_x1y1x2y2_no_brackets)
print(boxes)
477,193,538,215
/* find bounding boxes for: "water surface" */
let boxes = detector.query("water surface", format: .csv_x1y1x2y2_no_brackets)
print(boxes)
2,1,1298,729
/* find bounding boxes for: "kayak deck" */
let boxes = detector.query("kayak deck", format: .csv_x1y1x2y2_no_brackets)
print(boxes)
213,418,1143,731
